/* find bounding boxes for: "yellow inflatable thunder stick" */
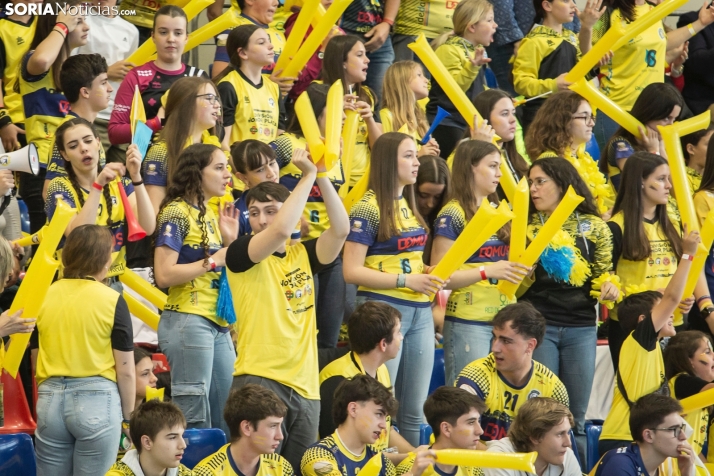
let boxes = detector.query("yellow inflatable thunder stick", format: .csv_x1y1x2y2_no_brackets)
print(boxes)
274,0,321,73
295,91,325,163
508,178,530,262
280,0,352,78
569,79,645,139
182,8,243,58
612,0,689,51
431,201,515,283
356,454,383,476
124,0,214,66
498,187,585,299
324,80,343,172
675,208,714,323
146,386,165,402
430,449,537,473
343,164,370,213
14,226,46,247
564,21,625,83
338,110,360,198
3,199,76,377
124,292,160,330
119,269,168,309
681,387,714,415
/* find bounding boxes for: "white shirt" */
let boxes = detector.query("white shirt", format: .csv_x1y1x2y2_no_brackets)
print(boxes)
483,438,582,476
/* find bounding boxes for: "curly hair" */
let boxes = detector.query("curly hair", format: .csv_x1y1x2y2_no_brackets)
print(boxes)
526,91,586,159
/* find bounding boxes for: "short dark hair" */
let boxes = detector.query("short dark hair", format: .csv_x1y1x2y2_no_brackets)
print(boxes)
130,400,187,454
629,394,682,443
60,54,108,103
492,302,546,347
230,140,276,174
152,4,187,32
332,374,398,427
619,291,663,335
348,302,401,354
245,182,290,207
423,387,486,438
224,384,287,442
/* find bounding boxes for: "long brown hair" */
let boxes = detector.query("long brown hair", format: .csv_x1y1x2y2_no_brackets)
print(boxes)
161,76,219,184
451,140,510,242
369,133,428,241
62,225,114,279
526,91,585,159
612,152,682,261
663,330,711,380
381,61,428,137
213,24,261,84
321,35,372,105
417,155,451,225
473,89,529,179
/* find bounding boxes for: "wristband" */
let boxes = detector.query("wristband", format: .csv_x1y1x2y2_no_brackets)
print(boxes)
396,274,406,288
52,28,67,39
382,18,394,26
688,23,697,36
479,265,487,281
207,257,217,271
55,22,69,36
121,419,130,429
92,182,104,191
699,300,714,311
697,295,711,305
132,180,144,186
682,253,694,261
0,110,12,129
316,172,328,178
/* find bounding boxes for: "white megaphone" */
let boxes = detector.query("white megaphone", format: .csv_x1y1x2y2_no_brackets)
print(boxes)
0,143,40,196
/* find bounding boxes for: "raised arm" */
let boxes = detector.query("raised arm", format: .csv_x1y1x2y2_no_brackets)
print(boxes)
314,173,349,265
126,144,156,234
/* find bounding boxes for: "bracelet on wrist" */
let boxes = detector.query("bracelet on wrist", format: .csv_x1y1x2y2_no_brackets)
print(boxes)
316,172,328,178
207,257,217,271
92,182,104,191
687,23,697,36
52,28,67,39
382,18,394,26
697,295,712,305
132,179,144,186
479,265,487,281
396,273,406,288
55,22,69,36
681,253,694,262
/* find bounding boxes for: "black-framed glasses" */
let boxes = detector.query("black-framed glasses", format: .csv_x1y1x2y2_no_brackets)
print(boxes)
650,423,686,438
572,113,596,124
196,94,220,106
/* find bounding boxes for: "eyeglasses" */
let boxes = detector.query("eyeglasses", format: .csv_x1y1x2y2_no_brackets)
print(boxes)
196,94,221,106
527,178,551,188
572,113,596,124
650,423,686,439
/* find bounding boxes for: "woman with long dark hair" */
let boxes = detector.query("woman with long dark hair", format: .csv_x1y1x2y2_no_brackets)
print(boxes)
416,155,451,264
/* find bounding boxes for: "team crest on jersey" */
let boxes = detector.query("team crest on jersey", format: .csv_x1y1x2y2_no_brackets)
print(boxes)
663,257,670,265
296,288,303,299
268,98,275,108
111,196,118,205
306,283,313,295
351,219,365,233
437,217,448,228
147,164,157,175
285,289,294,300
527,390,541,399
16,37,24,45
312,461,334,476
207,221,215,234
250,126,258,134
163,225,173,237
658,28,665,39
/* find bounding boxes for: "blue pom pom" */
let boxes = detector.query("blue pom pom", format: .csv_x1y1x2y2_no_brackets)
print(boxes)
216,268,236,325
540,245,576,284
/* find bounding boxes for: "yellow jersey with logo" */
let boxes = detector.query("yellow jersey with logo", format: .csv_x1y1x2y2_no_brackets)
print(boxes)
155,199,226,327
272,133,344,240
227,237,320,399
45,113,107,182
594,4,666,110
396,452,483,476
608,211,680,323
218,69,281,146
455,353,569,441
393,0,460,39
20,51,69,165
0,16,35,124
434,200,514,323
601,315,666,442
301,434,396,476
193,444,294,476
347,190,429,307
46,177,133,277
668,373,709,455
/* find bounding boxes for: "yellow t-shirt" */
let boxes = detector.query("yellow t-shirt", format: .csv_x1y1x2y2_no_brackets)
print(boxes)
347,190,429,306
393,0,461,39
0,16,36,124
227,236,320,399
668,373,709,455
301,434,396,476
434,200,514,322
46,177,133,277
601,315,666,441
155,199,227,327
456,353,569,441
193,444,294,476
594,4,667,110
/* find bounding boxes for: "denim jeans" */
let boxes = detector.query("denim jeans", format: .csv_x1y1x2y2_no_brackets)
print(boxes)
532,325,597,468
158,311,235,435
593,109,621,153
348,31,395,104
443,319,493,385
485,43,516,96
35,376,122,476
314,257,345,348
357,296,434,446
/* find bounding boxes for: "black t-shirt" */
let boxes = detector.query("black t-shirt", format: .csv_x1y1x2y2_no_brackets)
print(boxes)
225,234,325,274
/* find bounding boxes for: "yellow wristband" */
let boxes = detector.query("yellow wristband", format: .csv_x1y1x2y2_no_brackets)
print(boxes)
316,172,328,178
688,23,697,36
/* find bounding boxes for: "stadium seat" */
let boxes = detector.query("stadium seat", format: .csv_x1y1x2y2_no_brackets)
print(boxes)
0,433,36,476
569,429,580,468
0,370,36,435
419,423,433,446
585,423,602,472
16,200,30,235
429,348,445,395
181,428,227,469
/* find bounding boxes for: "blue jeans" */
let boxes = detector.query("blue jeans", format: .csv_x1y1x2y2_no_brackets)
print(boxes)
443,319,493,385
485,43,516,96
532,325,597,468
314,257,345,348
357,296,434,446
158,311,235,435
35,376,122,476
349,32,395,103
593,109,621,153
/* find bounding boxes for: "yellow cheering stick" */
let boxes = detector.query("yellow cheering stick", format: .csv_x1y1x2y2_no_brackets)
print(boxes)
564,20,625,83
182,8,243,57
612,0,688,50
569,79,644,139
295,90,326,163
146,386,165,402
119,268,168,309
431,201,514,283
508,178,530,262
3,199,76,377
674,208,714,322
274,0,321,73
124,292,160,330
356,454,383,476
680,387,714,415
14,226,46,247
339,110,360,198
431,449,537,472
280,0,352,78
324,79,344,171
498,187,584,299
343,164,370,213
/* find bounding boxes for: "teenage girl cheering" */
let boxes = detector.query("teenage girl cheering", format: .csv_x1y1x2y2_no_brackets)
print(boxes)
380,61,439,156
154,143,237,433
416,155,451,265
321,35,382,187
343,132,447,446
19,0,88,234
599,82,683,191
46,117,155,284
427,0,497,159
431,140,529,383
216,24,284,150
526,91,614,218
